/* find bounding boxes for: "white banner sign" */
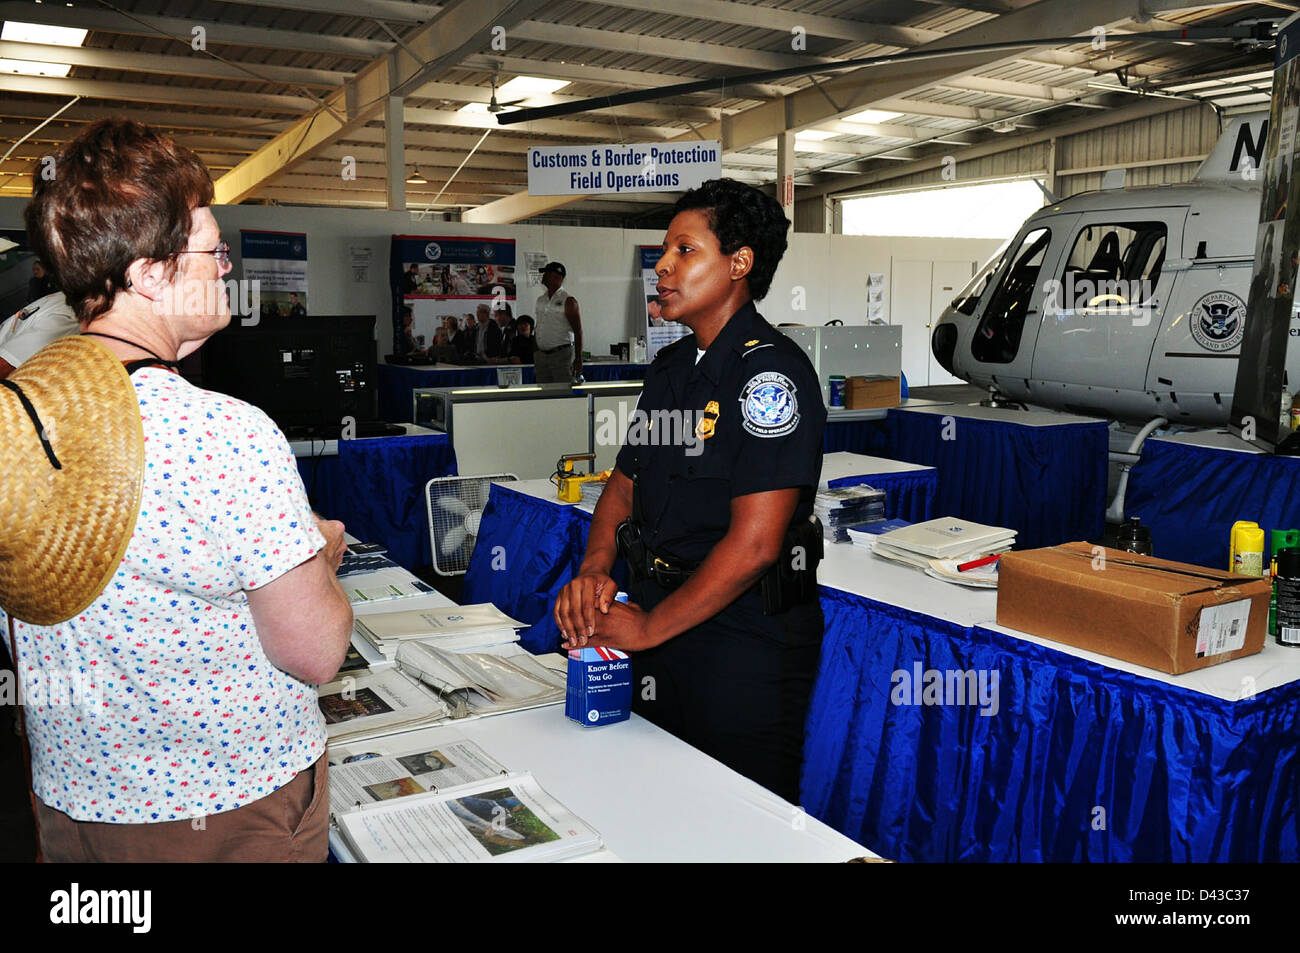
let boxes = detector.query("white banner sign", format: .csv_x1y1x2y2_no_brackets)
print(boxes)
528,141,722,196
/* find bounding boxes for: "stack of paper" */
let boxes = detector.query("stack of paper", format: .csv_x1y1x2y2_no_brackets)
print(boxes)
863,517,1016,572
332,772,604,863
814,485,886,541
338,552,436,605
579,480,605,507
353,603,524,660
319,667,454,744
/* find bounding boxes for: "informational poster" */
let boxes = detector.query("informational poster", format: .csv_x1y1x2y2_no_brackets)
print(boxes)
529,142,721,196
641,245,689,362
390,235,516,356
1232,10,1300,452
240,229,308,320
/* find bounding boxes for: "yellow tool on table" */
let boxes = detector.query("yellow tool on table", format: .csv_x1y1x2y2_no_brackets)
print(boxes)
552,452,611,503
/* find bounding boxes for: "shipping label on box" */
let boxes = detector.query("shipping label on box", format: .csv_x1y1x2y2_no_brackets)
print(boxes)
566,646,633,726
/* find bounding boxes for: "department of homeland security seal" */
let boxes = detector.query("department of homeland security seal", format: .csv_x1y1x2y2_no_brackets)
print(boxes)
424,241,442,261
1190,291,1246,352
740,371,799,437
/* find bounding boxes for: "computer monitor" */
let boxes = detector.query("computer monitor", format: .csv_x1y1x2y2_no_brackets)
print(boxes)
200,314,380,439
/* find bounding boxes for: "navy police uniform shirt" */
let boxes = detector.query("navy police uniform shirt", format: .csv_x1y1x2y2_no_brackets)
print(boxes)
615,301,826,566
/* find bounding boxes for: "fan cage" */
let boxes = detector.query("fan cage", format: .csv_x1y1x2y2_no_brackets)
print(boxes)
425,473,518,576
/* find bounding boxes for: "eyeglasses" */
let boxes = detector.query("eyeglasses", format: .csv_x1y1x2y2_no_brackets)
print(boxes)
177,240,231,268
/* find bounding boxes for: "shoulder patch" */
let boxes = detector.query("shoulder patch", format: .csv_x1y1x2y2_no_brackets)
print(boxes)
740,371,799,437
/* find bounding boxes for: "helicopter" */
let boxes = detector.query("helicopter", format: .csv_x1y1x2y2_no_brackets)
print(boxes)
930,111,1293,431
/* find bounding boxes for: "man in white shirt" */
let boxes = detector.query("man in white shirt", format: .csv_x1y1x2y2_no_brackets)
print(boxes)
0,290,79,378
533,261,583,383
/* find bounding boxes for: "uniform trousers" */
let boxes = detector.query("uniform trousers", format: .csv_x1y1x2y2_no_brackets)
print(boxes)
630,579,823,804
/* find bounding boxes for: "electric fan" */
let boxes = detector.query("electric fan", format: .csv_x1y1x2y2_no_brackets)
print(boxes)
425,473,517,576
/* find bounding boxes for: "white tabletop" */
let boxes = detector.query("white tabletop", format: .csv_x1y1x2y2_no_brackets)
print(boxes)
819,451,935,486
895,402,1108,428
1150,429,1264,454
330,708,873,862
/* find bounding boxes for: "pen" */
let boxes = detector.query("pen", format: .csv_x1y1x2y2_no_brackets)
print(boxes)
957,553,1001,572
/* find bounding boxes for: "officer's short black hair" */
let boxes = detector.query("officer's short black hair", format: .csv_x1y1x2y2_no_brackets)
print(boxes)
672,178,790,301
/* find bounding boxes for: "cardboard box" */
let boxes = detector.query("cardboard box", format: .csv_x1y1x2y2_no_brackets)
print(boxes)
997,542,1268,674
845,375,900,409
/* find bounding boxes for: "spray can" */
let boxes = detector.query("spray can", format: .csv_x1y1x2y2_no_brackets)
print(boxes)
1274,547,1300,648
1229,521,1261,574
1233,523,1265,577
1116,517,1153,556
1269,529,1300,635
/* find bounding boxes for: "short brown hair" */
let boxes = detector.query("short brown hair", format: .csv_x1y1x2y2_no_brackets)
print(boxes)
24,118,214,324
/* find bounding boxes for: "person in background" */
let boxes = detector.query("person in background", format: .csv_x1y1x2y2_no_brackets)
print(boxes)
534,261,583,383
14,117,353,862
508,314,536,365
28,259,55,301
453,313,476,356
494,301,516,356
433,314,456,349
472,302,503,361
288,291,306,318
402,263,421,294
401,305,425,360
0,266,78,378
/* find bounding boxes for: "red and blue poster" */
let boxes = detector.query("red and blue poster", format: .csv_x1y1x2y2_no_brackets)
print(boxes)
390,235,516,357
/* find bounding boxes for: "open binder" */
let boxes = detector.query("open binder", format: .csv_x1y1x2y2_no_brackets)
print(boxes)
319,641,566,744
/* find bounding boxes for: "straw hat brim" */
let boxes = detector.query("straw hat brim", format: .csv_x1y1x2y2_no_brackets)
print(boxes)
0,336,144,625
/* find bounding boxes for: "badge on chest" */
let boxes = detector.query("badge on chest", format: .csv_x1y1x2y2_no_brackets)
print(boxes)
695,400,720,440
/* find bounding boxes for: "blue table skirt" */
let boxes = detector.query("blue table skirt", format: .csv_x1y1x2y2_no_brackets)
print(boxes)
296,432,458,571
804,586,1300,862
1126,438,1300,569
826,469,937,523
462,484,621,654
378,362,648,421
826,409,1108,549
465,483,1299,861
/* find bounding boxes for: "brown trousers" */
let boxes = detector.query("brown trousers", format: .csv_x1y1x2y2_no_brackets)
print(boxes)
35,757,330,863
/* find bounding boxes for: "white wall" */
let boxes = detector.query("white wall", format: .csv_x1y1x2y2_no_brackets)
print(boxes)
0,197,1002,374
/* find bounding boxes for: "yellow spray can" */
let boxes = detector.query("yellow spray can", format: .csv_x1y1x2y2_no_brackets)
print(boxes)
1230,521,1265,577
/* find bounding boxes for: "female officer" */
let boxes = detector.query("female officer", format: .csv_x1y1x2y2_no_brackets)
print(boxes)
553,178,826,803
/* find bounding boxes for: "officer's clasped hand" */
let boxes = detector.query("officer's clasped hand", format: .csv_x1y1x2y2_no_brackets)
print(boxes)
555,570,616,648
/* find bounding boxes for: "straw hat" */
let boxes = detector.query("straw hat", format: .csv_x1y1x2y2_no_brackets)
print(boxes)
0,336,143,625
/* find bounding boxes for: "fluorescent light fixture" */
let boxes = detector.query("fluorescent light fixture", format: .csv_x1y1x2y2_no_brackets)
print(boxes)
1,21,88,46
497,76,569,98
1213,93,1272,107
0,58,71,77
841,108,903,125
795,129,837,141
451,386,544,395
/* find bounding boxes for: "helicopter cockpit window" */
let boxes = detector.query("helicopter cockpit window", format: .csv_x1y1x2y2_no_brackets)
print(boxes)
971,227,1050,364
1058,221,1167,309
953,238,1013,316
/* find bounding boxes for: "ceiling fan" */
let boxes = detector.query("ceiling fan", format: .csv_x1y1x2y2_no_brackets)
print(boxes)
494,24,1273,127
